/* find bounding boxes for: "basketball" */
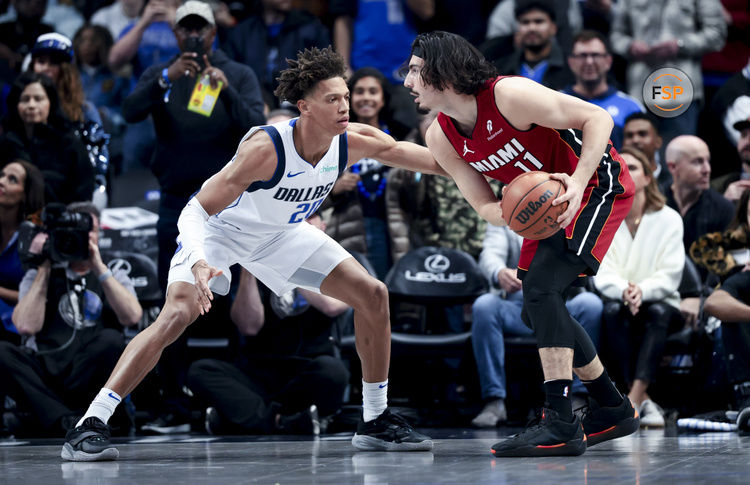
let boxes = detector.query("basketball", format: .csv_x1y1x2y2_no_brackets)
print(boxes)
500,171,568,240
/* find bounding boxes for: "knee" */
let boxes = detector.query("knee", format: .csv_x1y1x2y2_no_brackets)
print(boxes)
187,359,220,388
472,294,499,327
602,301,623,321
568,292,603,325
353,277,389,314
153,302,195,346
643,302,671,328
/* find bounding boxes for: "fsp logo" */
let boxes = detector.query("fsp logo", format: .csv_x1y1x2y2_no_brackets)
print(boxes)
642,68,694,118
424,254,450,273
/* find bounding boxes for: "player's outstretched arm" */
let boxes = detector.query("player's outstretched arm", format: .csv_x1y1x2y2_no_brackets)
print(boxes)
346,122,447,175
425,122,505,226
495,77,614,228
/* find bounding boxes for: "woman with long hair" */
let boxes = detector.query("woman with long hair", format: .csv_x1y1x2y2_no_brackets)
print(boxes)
594,146,686,428
0,71,94,204
29,32,109,205
0,159,45,342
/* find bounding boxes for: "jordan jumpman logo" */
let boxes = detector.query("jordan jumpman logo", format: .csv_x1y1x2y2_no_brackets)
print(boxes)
463,140,475,157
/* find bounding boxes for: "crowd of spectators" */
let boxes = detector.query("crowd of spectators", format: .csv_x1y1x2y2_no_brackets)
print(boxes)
1,0,750,439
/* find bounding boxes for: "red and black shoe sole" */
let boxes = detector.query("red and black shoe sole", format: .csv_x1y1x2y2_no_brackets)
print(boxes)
585,413,640,447
490,435,587,457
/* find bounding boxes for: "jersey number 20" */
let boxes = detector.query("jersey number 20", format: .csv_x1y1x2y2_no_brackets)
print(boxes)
289,200,323,224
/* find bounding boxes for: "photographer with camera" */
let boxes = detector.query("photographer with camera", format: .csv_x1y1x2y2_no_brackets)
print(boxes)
0,202,142,437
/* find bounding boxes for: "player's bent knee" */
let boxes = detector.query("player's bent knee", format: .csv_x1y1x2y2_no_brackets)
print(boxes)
352,277,388,313
152,301,198,346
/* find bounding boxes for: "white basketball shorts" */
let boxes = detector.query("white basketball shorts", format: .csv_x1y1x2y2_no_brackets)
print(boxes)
167,221,352,296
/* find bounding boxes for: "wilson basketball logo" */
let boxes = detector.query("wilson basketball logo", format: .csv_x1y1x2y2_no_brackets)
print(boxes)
501,171,568,240
514,189,554,225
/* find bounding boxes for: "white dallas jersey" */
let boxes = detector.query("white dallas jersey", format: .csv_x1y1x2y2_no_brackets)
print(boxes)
205,118,347,235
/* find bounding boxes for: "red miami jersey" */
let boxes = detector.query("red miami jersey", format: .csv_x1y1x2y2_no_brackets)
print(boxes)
436,76,635,274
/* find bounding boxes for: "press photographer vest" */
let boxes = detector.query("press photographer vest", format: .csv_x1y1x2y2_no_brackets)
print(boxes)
33,267,105,375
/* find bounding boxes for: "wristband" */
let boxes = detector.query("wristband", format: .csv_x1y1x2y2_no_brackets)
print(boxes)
98,269,113,283
159,67,172,102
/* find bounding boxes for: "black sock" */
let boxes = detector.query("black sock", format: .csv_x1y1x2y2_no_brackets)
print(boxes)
543,379,573,422
582,369,622,407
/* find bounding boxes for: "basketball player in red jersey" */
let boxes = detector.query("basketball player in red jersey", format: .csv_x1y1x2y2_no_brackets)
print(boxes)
404,31,639,457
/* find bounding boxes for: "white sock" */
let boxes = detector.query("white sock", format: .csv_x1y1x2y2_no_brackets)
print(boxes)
362,379,388,422
76,388,122,427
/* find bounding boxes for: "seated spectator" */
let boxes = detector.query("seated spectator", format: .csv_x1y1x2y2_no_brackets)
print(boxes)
0,71,94,204
0,201,142,436
622,112,669,190
561,29,643,150
594,147,685,427
29,32,110,204
703,260,750,436
691,188,750,282
223,0,330,109
73,24,134,174
187,215,350,435
325,67,409,280
90,0,143,42
471,222,603,427
0,159,44,343
712,116,750,203
664,135,735,255
491,0,575,91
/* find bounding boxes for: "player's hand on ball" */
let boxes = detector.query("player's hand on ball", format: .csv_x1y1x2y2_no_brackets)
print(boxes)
191,260,223,314
549,173,584,229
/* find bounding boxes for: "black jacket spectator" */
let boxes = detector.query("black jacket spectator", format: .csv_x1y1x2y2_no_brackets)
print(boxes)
122,49,264,201
0,72,93,204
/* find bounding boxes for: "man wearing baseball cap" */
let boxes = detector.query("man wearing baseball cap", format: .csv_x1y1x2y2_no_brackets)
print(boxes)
713,116,750,202
120,0,265,434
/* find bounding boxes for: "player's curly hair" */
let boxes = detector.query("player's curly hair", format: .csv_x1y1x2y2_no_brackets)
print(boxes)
274,46,346,104
410,31,497,95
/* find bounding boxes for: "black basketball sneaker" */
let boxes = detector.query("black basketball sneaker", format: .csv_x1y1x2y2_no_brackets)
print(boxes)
491,408,587,457
61,417,119,462
352,408,433,451
582,396,640,446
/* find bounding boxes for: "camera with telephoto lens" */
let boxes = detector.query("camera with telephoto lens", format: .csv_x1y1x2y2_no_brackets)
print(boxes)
18,203,93,267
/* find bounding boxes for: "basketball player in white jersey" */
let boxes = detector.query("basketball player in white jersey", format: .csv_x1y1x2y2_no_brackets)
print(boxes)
62,47,442,461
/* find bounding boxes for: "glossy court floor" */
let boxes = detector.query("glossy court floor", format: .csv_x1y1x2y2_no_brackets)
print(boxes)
1,428,749,484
